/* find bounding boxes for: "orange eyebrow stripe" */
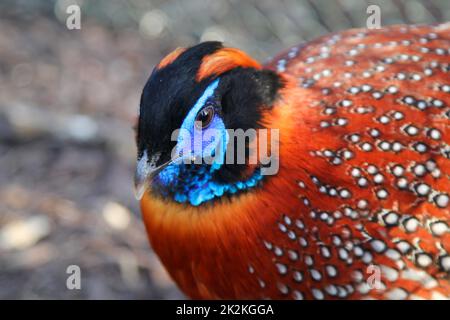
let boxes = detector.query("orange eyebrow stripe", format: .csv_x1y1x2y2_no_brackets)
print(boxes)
196,48,261,82
157,47,186,69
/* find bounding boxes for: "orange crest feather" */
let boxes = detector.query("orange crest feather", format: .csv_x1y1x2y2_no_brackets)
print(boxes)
157,47,186,70
196,48,261,82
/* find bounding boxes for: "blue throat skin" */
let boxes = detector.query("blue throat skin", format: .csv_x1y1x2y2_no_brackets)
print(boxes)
155,162,264,206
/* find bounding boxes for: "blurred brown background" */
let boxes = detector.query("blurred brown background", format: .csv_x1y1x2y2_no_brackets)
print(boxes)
0,0,449,299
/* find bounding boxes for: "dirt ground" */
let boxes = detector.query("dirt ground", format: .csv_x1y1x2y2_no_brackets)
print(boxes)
0,0,448,299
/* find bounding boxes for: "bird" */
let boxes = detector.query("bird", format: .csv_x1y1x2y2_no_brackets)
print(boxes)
134,23,450,300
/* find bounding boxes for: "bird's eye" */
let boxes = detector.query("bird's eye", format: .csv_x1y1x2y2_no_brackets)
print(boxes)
195,105,215,129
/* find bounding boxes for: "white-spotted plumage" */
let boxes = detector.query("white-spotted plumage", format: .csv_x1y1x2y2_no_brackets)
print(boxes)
251,24,450,300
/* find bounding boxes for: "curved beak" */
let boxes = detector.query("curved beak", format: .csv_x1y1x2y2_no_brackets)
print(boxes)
134,151,181,200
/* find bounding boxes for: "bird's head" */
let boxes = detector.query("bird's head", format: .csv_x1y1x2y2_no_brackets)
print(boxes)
135,42,284,206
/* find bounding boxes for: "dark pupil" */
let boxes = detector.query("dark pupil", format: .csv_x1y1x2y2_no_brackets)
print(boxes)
195,106,214,129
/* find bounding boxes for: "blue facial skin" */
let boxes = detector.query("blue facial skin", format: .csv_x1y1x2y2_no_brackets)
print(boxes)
175,79,228,164
154,78,263,206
